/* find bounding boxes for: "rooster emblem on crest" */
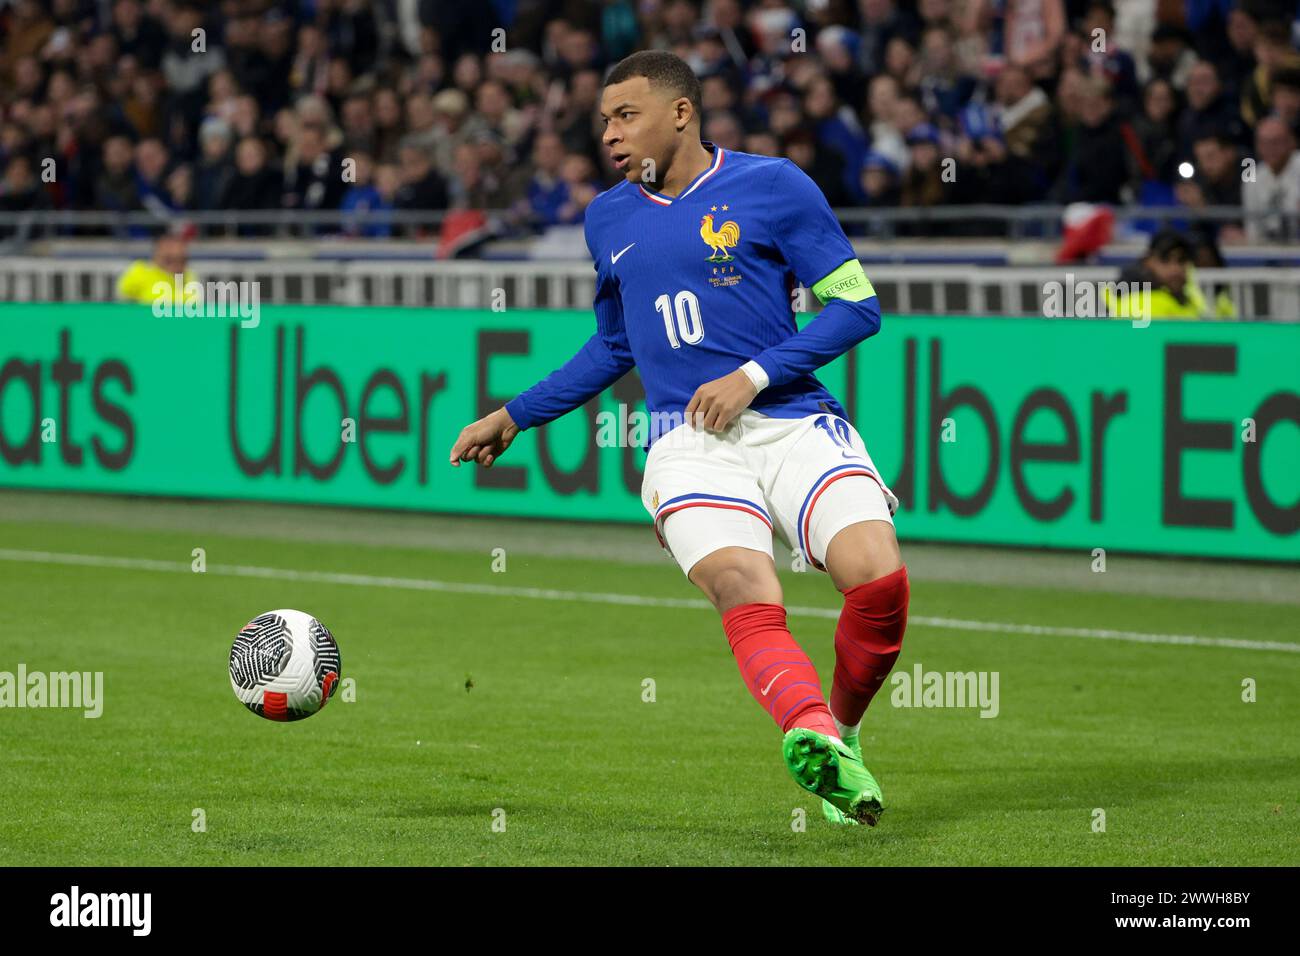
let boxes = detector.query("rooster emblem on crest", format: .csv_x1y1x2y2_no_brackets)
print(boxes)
700,213,739,262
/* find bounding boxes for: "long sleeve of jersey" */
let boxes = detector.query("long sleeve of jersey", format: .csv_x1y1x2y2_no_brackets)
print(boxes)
504,254,635,430
749,160,881,389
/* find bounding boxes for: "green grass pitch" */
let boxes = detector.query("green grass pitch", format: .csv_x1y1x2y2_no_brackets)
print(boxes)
0,491,1296,866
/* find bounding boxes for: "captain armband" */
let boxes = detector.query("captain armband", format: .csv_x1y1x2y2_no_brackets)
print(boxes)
811,259,876,305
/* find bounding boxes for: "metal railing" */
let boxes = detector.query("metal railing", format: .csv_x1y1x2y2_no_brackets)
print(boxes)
0,203,1293,241
2,256,1295,320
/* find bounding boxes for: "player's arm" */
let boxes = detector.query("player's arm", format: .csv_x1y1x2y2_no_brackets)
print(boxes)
501,273,635,432
684,161,880,431
449,240,634,468
743,159,881,391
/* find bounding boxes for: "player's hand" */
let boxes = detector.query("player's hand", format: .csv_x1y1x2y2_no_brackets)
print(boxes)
684,369,758,433
448,407,520,469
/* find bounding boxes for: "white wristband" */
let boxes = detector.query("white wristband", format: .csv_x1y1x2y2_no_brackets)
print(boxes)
739,359,769,393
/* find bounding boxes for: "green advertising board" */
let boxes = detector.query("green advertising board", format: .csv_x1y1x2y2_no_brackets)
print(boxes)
1,303,1296,561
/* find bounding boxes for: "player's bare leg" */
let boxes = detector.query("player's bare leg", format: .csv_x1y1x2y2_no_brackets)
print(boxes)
822,518,903,592
687,545,846,735
687,544,782,613
685,541,885,824
817,518,909,823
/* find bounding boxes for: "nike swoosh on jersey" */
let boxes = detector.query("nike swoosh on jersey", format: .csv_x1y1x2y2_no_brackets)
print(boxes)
611,242,636,265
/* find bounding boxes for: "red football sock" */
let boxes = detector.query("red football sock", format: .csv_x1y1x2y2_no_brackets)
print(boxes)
721,602,839,739
830,566,909,728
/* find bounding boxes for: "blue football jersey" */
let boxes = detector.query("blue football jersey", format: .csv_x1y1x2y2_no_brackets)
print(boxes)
506,144,880,447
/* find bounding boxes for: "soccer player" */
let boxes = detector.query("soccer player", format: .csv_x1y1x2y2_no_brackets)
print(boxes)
449,51,908,826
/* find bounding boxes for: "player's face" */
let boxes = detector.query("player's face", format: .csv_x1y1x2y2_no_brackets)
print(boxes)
600,77,681,185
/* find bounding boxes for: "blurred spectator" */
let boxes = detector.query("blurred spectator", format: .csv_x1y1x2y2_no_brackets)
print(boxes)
0,0,1289,244
555,153,601,224
476,80,529,149
1241,19,1300,128
164,164,192,213
321,0,378,79
1059,79,1128,204
522,132,569,228
370,88,405,164
705,111,745,152
160,3,225,139
804,76,868,198
1178,131,1244,233
1077,3,1139,106
859,151,901,209
395,144,450,223
1178,61,1247,159
857,0,920,77
1002,0,1067,81
743,131,780,157
899,124,953,231
4,2,55,79
134,138,171,211
193,117,233,211
464,131,530,210
993,65,1059,199
116,234,194,303
883,35,919,89
110,0,164,71
340,95,374,157
916,25,975,120
290,24,330,100
95,134,140,213
218,137,281,231
865,74,909,171
423,89,488,179
120,71,162,140
1127,78,1180,197
784,127,850,207
1167,131,1240,245
1105,228,1217,320
1220,5,1259,93
0,154,52,239
280,122,344,216
1144,24,1196,90
1243,116,1300,242
341,154,396,238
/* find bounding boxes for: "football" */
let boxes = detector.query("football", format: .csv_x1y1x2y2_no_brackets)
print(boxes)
228,609,342,721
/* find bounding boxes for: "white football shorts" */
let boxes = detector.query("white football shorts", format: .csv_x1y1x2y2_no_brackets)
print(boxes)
640,409,900,577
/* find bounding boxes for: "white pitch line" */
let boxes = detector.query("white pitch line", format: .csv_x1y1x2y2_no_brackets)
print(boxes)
1,548,1296,655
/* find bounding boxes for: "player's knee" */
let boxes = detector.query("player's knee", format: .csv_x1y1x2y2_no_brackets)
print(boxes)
824,520,903,591
688,548,781,612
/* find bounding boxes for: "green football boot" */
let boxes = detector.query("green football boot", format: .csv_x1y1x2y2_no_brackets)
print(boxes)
782,727,884,827
821,733,862,825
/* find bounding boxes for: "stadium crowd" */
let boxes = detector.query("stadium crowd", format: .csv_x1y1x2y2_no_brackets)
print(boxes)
1,0,1299,246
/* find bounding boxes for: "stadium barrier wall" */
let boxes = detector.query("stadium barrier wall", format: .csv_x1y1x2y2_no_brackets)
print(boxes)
1,304,1296,562
5,257,1300,320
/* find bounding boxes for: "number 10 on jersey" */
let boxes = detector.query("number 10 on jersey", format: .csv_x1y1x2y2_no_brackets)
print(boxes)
656,291,704,348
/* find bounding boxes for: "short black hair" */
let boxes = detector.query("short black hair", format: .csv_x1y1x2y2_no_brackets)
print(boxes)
604,51,703,119
1147,228,1194,261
